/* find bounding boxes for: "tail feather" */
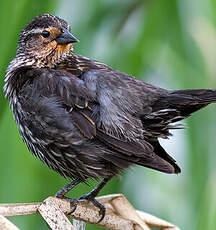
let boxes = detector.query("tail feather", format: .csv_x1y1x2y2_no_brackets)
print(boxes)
172,89,216,103
138,89,216,174
141,88,216,138
153,89,216,118
149,140,181,173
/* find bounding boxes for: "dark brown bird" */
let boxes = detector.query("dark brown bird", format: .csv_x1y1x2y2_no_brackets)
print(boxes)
4,14,216,221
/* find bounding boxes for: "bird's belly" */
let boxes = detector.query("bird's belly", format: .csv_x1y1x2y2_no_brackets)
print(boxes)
10,99,84,179
10,98,127,180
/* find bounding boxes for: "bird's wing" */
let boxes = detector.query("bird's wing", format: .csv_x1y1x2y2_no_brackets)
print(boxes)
80,69,180,174
26,68,178,174
25,68,97,139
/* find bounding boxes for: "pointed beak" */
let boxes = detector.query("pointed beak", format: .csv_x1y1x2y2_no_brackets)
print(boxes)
55,27,79,45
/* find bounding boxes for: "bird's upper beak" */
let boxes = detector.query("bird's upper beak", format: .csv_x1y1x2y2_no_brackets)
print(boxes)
55,27,79,45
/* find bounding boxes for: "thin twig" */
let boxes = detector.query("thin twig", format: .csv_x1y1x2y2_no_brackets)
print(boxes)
73,220,86,230
0,194,180,230
38,197,75,230
0,215,20,230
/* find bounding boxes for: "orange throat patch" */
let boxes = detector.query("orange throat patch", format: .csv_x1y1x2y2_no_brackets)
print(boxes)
56,43,72,54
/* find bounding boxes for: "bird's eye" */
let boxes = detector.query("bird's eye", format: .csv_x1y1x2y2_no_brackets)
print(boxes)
42,30,50,38
61,27,65,33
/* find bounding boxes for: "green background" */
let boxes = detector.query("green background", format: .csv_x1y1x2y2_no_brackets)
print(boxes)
1,0,216,229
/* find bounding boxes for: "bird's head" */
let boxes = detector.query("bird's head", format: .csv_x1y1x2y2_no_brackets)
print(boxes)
17,14,79,67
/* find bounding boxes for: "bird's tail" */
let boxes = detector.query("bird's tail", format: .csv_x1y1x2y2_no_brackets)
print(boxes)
139,89,216,175
153,89,216,119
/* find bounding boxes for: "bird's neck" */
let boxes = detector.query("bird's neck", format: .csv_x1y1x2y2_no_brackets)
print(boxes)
12,49,112,74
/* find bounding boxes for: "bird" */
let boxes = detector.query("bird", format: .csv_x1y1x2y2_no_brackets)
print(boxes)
4,14,216,222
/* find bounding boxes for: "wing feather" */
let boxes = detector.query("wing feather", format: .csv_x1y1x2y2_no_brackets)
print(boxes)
28,68,180,174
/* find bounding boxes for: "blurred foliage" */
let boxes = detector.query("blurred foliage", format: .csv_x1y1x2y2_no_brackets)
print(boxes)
1,0,216,229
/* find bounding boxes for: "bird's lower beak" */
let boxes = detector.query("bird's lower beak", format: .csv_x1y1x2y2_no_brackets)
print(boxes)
56,27,79,45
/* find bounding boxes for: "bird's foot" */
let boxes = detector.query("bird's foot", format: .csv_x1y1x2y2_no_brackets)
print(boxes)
55,193,105,222
55,194,79,214
79,192,106,223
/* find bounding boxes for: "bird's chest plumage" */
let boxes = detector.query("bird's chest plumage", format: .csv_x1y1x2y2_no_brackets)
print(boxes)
10,92,55,166
6,75,109,180
6,84,82,179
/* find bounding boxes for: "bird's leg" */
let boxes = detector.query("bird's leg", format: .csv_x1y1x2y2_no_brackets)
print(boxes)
55,177,112,222
55,178,82,197
78,176,113,222
55,178,83,213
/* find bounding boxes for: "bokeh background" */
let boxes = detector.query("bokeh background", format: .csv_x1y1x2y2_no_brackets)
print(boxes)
1,0,216,229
